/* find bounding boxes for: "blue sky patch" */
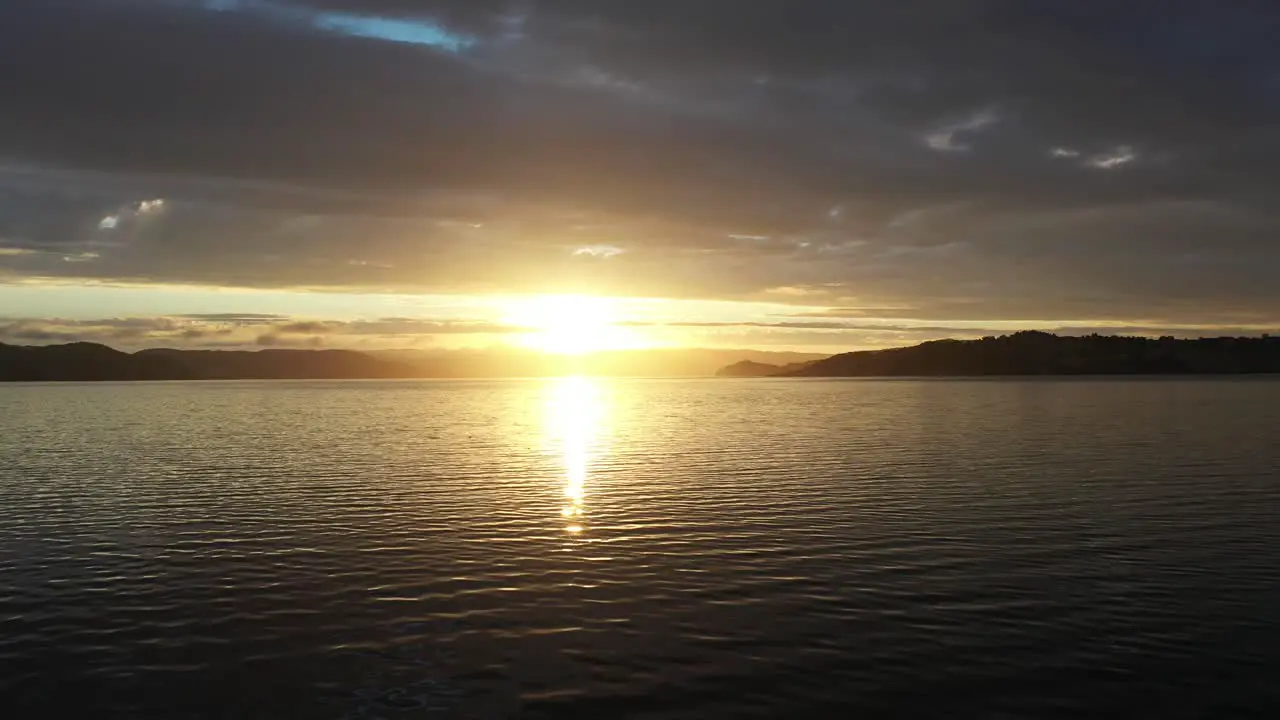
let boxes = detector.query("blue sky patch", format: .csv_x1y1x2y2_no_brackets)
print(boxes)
196,1,475,53
311,12,476,52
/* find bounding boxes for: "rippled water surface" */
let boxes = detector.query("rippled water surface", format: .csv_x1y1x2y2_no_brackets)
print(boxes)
3,377,1280,718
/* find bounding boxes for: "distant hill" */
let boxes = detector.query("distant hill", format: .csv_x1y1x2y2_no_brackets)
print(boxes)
781,331,1280,377
0,342,417,381
0,342,827,381
372,347,827,378
19,334,1280,382
715,359,817,377
716,360,783,377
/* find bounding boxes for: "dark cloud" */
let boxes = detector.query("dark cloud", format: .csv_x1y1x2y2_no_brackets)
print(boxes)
256,333,325,348
278,321,339,334
0,314,523,349
179,313,291,324
2,1,1280,325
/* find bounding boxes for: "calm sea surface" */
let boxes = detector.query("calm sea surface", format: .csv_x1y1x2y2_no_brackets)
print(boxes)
2,378,1279,718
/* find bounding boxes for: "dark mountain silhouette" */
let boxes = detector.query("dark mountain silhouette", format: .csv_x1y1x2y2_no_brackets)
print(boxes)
375,348,826,378
716,360,783,377
715,359,816,377
12,333,1279,382
0,342,826,381
777,331,1280,377
0,343,417,381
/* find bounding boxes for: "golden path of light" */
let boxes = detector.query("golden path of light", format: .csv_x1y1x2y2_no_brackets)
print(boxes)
545,375,607,535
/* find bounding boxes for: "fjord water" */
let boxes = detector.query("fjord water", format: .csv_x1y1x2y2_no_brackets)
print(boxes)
2,378,1279,718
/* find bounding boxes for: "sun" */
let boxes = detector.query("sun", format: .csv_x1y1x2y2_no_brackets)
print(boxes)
504,294,644,354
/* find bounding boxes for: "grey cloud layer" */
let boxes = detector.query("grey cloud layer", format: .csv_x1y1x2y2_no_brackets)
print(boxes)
5,313,1272,353
2,1,1280,324
0,315,522,349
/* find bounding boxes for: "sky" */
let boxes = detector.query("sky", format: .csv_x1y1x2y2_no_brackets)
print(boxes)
2,0,1280,353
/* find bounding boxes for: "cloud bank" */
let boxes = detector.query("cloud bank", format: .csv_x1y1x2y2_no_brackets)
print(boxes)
2,1,1279,326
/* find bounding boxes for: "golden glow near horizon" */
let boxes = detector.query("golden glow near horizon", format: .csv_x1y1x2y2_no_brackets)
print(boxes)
504,294,650,354
545,376,608,535
7,282,1158,354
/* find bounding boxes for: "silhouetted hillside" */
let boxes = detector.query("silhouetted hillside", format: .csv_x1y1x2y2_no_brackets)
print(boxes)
783,331,1280,377
374,348,826,378
716,360,783,377
0,342,196,381
135,348,417,380
13,334,1278,382
716,359,817,377
1,342,825,381
0,343,416,381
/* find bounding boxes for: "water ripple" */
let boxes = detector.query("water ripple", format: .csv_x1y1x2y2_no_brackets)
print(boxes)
2,377,1280,718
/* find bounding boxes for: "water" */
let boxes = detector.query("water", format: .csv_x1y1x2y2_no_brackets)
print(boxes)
2,377,1279,718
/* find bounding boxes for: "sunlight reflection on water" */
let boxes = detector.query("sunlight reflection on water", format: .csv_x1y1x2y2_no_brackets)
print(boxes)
5,378,1280,718
545,376,608,535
